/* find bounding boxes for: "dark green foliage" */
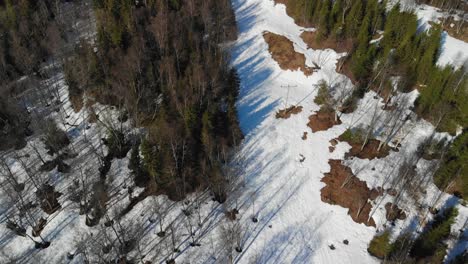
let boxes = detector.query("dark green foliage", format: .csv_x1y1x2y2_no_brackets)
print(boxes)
314,80,330,105
128,140,149,187
42,119,70,156
368,231,392,259
339,127,365,145
433,130,468,198
317,0,332,40
410,207,459,259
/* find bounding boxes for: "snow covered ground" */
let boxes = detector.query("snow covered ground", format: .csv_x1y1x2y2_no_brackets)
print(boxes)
412,4,468,68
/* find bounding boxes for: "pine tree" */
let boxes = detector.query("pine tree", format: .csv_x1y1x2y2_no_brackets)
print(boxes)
317,0,332,40
345,0,363,38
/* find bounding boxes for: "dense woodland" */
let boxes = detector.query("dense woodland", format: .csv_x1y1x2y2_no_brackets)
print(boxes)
0,0,244,262
1,0,242,201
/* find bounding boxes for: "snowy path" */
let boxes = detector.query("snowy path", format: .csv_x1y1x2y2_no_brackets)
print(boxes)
230,0,378,262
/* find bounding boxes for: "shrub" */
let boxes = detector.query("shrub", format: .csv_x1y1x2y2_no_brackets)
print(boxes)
368,231,392,259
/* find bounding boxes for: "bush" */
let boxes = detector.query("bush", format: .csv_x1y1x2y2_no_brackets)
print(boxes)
43,119,70,155
434,131,468,198
410,206,458,259
314,80,330,106
368,231,392,259
339,127,365,145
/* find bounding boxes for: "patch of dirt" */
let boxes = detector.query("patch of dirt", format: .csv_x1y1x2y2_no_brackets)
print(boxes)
386,188,398,196
302,131,308,140
36,183,62,214
329,139,338,152
321,160,377,227
226,208,239,221
370,187,384,200
307,108,342,132
336,56,357,85
276,105,303,119
263,32,314,76
385,203,407,221
300,31,354,53
430,20,468,42
338,134,392,160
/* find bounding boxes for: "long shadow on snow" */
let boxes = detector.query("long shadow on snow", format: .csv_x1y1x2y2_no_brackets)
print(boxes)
235,175,308,263
232,0,261,34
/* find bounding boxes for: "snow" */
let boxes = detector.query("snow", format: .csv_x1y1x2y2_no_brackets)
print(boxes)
413,4,468,68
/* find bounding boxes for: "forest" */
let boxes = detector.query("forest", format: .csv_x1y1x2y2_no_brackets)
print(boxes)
0,0,243,262
1,0,242,201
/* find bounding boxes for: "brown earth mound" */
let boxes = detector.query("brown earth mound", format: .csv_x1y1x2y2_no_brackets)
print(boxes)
307,108,341,132
336,56,357,85
276,105,303,119
338,134,392,160
263,32,313,76
329,139,338,152
385,203,406,221
301,31,353,53
321,160,377,227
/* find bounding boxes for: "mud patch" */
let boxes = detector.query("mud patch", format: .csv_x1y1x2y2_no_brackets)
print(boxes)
263,32,314,76
307,108,341,132
338,131,392,160
276,105,303,119
385,203,406,221
321,160,377,227
329,139,338,152
300,31,353,53
336,56,357,85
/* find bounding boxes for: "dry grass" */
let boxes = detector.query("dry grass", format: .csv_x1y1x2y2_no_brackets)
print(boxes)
307,108,342,132
275,105,303,119
321,160,378,227
263,32,314,76
300,31,354,53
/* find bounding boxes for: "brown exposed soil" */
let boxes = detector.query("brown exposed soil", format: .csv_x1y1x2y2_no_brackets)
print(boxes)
429,20,468,42
307,108,342,132
263,32,314,76
275,105,303,119
226,208,239,221
301,31,354,53
370,187,384,200
321,160,377,227
36,183,62,215
329,139,338,152
386,188,398,196
338,134,392,160
302,131,308,140
385,203,407,221
336,56,358,85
